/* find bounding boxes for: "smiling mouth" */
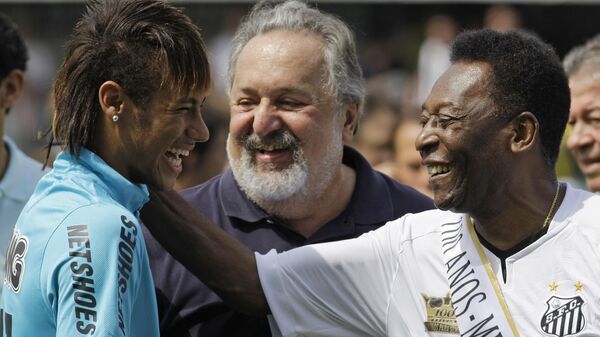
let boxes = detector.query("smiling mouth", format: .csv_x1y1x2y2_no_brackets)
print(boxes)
165,147,190,167
256,147,289,155
580,157,600,167
243,131,298,156
427,164,450,177
253,146,293,166
249,140,295,158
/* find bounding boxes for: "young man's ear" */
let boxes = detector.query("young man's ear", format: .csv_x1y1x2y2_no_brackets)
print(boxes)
0,69,25,114
98,81,126,122
342,103,360,143
509,111,538,154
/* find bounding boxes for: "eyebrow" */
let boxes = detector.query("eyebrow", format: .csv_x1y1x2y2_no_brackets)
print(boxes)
421,102,458,114
278,87,311,95
236,86,316,100
280,88,321,104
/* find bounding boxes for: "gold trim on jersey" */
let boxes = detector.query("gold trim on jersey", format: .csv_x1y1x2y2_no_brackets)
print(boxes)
467,217,521,337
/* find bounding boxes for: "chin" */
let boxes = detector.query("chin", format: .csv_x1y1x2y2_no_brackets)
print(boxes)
434,199,453,211
433,191,466,212
433,195,451,210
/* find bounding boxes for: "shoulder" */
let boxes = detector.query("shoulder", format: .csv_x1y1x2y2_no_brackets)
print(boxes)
11,147,46,178
564,187,600,228
180,173,224,208
42,203,141,265
383,209,458,242
29,176,123,215
2,138,46,196
31,201,139,262
62,203,138,230
552,186,600,264
34,202,139,247
375,171,435,211
179,171,253,223
344,146,434,214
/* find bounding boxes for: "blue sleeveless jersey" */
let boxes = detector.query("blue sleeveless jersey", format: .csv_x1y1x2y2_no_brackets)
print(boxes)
1,149,160,337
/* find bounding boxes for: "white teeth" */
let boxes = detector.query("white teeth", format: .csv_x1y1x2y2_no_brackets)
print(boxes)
166,147,190,158
166,156,182,167
165,148,189,167
427,165,450,176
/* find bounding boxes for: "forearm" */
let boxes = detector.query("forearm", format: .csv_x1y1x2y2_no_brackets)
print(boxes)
141,188,269,315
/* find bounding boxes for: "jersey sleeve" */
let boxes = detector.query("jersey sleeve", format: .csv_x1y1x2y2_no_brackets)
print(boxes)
256,215,409,337
40,203,144,337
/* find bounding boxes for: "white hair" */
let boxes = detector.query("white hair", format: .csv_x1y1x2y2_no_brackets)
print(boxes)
564,34,600,77
227,0,365,120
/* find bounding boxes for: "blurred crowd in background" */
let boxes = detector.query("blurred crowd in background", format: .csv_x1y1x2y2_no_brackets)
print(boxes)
1,1,598,194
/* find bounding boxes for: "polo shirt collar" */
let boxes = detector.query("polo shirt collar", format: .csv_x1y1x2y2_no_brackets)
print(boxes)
220,145,394,226
343,146,395,224
0,137,42,201
54,148,149,213
220,170,267,222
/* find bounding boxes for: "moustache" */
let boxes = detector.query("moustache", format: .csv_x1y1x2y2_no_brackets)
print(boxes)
241,131,300,152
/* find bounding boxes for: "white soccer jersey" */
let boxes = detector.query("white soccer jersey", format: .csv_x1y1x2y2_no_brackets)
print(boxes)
257,184,600,337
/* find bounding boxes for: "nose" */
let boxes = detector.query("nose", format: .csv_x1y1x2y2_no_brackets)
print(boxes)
415,120,438,158
186,106,210,143
253,99,282,137
566,122,594,152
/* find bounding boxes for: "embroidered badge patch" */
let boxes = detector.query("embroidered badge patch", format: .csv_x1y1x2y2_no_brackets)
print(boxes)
540,295,585,337
422,292,459,334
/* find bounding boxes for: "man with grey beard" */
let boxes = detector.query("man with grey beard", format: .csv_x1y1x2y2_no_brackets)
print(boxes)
142,1,432,337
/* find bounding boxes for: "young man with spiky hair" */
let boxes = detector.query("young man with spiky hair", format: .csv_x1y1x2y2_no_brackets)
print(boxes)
0,1,211,336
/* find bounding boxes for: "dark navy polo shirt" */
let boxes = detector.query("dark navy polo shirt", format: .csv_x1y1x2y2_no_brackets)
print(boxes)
142,146,433,337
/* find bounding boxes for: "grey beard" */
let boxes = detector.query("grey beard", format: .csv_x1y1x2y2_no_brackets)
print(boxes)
232,146,309,204
226,129,343,218
227,132,309,208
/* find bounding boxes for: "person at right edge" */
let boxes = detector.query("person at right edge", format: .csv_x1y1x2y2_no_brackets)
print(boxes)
141,1,433,336
564,34,600,193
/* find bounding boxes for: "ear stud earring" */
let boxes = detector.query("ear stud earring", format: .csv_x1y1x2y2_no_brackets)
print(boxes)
112,114,119,122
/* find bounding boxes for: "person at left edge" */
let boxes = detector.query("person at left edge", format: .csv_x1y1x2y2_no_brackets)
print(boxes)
0,13,47,299
0,1,211,337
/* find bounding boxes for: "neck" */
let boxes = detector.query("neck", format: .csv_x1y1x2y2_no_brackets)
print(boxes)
0,139,8,180
264,164,356,237
471,178,564,251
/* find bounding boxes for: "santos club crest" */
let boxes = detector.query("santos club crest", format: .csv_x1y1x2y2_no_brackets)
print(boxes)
540,296,585,337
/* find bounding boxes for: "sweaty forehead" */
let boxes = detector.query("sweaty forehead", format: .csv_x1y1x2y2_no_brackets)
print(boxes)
444,62,491,97
424,61,492,112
